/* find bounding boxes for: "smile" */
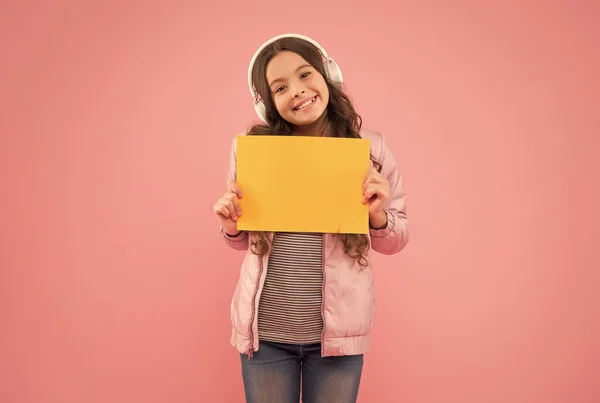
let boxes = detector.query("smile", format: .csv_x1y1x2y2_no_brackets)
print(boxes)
293,96,317,111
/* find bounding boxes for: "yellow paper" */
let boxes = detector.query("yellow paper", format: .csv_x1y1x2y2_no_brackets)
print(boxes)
236,135,370,234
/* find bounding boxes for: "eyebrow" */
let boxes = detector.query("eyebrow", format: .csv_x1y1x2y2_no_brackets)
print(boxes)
268,64,312,88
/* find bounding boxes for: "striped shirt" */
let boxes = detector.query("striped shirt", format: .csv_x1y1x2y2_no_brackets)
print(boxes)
257,232,324,344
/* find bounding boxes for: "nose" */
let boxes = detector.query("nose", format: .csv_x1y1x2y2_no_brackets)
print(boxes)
292,87,306,98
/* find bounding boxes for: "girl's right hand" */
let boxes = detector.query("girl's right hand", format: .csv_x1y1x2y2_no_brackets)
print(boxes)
213,180,244,236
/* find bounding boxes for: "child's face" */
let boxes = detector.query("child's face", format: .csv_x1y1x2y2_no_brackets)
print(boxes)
265,50,329,127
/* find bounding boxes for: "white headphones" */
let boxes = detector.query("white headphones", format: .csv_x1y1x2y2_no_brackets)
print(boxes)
247,33,344,123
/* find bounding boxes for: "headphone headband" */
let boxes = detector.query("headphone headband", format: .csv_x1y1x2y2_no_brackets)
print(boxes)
247,33,334,104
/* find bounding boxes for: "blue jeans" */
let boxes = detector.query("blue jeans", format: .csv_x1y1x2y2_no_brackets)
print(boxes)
240,340,363,403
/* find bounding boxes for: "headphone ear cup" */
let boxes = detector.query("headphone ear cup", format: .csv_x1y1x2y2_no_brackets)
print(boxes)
324,61,343,86
254,100,267,123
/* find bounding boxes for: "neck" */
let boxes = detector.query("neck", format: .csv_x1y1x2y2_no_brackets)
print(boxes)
292,113,330,137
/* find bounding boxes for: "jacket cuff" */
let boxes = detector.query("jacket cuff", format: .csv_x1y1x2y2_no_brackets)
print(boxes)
369,210,394,238
220,226,247,241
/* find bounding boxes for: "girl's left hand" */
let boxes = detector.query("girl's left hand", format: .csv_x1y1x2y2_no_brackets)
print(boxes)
362,168,390,228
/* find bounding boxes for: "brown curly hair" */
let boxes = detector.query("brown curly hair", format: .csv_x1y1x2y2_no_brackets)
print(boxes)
246,36,382,267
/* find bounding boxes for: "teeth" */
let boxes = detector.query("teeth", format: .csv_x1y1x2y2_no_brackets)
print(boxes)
296,97,315,110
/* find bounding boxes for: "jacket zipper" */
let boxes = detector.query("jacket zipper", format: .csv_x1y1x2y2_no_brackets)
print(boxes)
320,233,327,357
247,256,264,359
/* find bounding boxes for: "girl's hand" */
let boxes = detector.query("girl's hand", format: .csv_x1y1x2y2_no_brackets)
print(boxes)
213,180,244,235
362,168,390,229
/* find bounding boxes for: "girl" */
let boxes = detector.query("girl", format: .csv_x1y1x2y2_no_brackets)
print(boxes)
212,33,409,403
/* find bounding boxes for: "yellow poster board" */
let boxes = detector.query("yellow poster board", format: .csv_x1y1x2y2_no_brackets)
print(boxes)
235,135,370,234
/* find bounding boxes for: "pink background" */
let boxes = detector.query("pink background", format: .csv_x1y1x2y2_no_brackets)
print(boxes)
1,1,599,402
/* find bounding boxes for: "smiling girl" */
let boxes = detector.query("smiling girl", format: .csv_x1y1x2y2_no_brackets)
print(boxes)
212,33,409,403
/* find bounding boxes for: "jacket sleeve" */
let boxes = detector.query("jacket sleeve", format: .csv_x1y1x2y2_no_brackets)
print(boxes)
369,132,409,255
220,135,250,251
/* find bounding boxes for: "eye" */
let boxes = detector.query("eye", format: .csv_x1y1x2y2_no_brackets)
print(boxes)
300,71,311,79
274,85,286,93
